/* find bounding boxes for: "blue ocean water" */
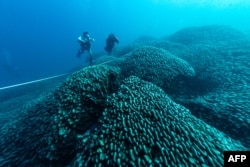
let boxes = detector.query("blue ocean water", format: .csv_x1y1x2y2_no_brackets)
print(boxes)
1,0,250,87
0,1,250,167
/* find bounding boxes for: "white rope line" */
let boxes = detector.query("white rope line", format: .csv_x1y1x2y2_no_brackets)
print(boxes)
96,60,113,65
0,73,69,90
0,60,115,91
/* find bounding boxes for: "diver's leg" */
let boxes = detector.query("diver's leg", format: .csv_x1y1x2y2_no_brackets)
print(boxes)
77,50,81,57
77,49,84,58
88,49,93,65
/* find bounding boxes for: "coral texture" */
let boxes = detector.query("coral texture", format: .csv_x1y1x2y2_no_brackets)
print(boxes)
70,76,245,167
0,65,121,166
169,25,245,44
121,46,195,91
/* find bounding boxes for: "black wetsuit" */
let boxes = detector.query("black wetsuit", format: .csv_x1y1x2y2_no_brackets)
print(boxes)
105,35,119,54
80,38,91,52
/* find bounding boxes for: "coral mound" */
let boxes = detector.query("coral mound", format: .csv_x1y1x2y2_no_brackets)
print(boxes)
49,65,121,159
0,65,121,166
169,25,245,44
121,46,195,91
70,76,244,167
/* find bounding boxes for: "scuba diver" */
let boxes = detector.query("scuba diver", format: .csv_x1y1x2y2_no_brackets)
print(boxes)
77,32,95,64
104,33,119,55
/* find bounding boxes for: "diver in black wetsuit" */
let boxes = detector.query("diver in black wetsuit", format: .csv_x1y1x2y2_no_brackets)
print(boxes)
104,34,119,55
77,32,95,64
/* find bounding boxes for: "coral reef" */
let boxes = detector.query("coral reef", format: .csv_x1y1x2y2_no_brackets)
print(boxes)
0,93,58,166
0,65,121,166
69,76,245,167
176,86,250,148
116,25,250,148
50,65,121,160
120,46,195,92
1,25,249,167
162,26,250,147
169,25,246,44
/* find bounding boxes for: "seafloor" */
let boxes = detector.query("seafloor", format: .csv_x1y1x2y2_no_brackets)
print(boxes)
0,25,249,167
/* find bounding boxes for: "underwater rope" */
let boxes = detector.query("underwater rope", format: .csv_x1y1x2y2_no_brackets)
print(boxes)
0,73,70,90
96,60,113,65
0,60,115,91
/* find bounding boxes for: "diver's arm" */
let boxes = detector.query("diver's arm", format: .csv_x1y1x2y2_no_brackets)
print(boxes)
115,37,119,43
90,37,95,42
78,36,85,43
